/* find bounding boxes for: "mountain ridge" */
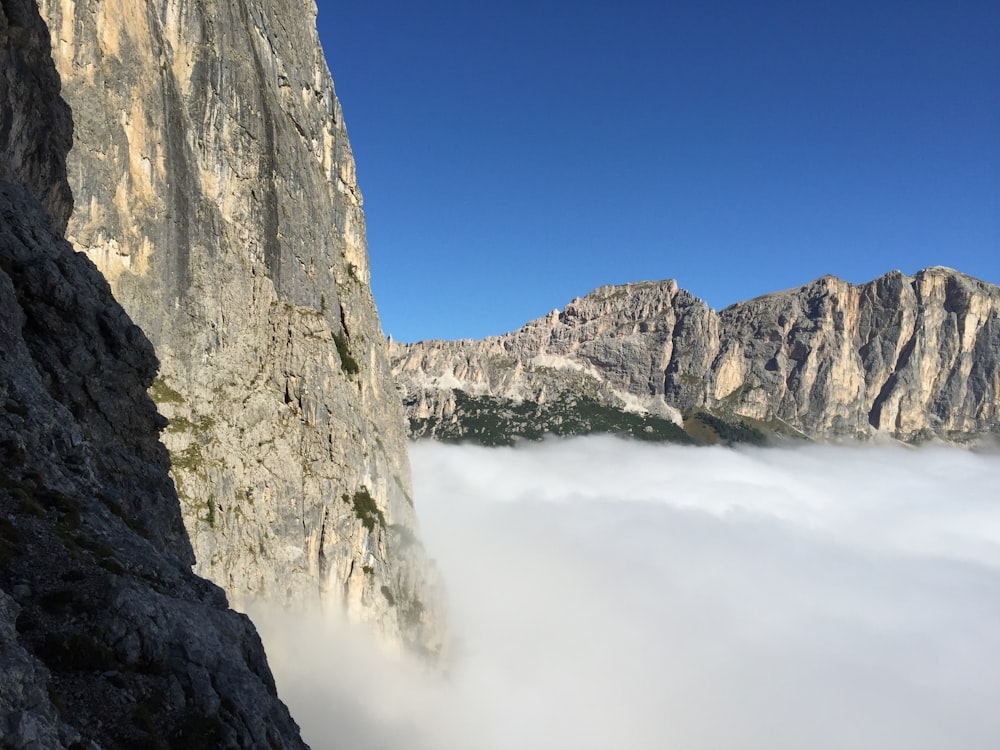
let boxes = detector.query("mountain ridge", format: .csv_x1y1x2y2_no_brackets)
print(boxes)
391,267,1000,446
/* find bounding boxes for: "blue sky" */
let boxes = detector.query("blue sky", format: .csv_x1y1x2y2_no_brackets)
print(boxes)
316,1,999,342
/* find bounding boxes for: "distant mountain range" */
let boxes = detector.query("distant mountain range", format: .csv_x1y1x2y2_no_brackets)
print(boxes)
390,267,1000,446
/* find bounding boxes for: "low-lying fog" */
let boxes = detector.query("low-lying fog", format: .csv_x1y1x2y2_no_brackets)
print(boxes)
254,438,1000,749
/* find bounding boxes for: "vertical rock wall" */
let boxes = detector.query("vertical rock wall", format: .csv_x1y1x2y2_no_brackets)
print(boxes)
37,0,441,652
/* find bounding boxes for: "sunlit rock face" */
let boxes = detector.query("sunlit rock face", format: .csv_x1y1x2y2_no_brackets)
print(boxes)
0,1,305,743
391,269,1000,445
37,0,442,653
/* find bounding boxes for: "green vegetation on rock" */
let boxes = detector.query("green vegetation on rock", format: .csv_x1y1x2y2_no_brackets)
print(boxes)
344,487,385,531
148,377,185,405
409,390,694,446
683,410,767,445
333,331,360,375
380,585,395,605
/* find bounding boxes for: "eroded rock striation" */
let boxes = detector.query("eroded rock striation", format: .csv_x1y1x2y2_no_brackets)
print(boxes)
37,0,442,651
391,270,1000,445
1,1,305,744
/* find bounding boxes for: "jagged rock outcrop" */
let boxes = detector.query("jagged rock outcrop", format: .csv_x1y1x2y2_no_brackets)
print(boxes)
36,0,442,652
391,270,1000,445
1,1,305,744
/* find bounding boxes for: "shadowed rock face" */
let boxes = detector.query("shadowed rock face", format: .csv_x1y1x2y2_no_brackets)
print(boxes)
37,0,443,652
391,270,1000,445
0,1,305,745
0,0,71,231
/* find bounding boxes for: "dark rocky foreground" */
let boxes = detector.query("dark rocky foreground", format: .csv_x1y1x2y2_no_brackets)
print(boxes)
1,1,306,745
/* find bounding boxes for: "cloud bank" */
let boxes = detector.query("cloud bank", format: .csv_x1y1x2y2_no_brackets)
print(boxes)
254,438,1000,749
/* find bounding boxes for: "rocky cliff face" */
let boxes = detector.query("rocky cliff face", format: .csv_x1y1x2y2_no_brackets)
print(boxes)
391,270,1000,445
36,0,441,652
1,1,305,744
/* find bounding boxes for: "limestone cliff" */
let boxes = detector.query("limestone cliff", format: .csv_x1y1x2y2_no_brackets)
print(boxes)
1,1,305,744
391,270,1000,445
37,0,441,651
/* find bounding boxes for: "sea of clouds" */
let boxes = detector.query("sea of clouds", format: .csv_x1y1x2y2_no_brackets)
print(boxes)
254,437,1000,749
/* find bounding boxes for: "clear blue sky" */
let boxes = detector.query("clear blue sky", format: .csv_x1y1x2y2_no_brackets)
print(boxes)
316,1,999,343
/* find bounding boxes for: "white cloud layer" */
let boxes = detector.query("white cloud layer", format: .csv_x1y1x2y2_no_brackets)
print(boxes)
253,437,1000,749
